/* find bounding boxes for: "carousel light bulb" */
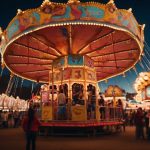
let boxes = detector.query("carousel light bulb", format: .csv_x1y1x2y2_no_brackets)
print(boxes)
144,75,149,81
43,0,50,4
108,0,114,4
141,52,144,56
139,72,145,77
123,73,126,77
41,85,44,89
67,0,80,4
142,24,146,30
41,0,51,7
17,9,22,15
139,77,144,82
1,35,5,40
128,8,132,12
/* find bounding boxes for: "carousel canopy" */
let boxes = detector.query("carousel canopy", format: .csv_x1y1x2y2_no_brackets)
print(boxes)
0,0,144,83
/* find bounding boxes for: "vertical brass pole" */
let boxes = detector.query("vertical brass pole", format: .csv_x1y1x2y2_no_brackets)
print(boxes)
52,64,54,119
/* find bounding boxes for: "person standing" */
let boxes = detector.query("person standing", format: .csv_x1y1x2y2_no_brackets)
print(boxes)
13,111,19,128
22,108,41,150
8,111,14,128
57,89,66,120
117,99,123,119
99,95,105,120
134,107,145,140
3,111,8,128
145,110,150,140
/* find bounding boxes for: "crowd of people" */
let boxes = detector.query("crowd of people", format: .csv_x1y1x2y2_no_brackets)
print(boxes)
0,106,40,150
87,95,124,120
0,110,24,128
56,89,125,121
123,107,150,140
1,90,150,142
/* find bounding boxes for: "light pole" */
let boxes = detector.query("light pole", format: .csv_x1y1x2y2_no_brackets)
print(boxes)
112,86,116,107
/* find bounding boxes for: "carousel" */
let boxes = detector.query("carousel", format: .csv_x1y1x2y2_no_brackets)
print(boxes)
0,0,144,133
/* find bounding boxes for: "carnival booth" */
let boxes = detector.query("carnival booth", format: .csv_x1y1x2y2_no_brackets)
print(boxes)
104,85,126,102
0,0,144,130
104,85,126,119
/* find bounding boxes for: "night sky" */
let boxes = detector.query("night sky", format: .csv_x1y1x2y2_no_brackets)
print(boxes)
0,0,150,95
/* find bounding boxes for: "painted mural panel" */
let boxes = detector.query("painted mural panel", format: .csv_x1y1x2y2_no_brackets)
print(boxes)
84,55,94,68
53,57,65,69
63,68,72,80
68,55,83,66
53,71,61,82
86,70,96,81
42,106,52,120
71,68,84,80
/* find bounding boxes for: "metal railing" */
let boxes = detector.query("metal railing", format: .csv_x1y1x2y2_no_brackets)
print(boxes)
40,103,123,122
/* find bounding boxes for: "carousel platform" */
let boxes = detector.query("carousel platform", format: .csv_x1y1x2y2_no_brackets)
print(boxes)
39,120,123,136
40,120,123,127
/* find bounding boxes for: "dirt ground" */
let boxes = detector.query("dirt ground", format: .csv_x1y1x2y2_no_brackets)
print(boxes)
0,126,150,150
